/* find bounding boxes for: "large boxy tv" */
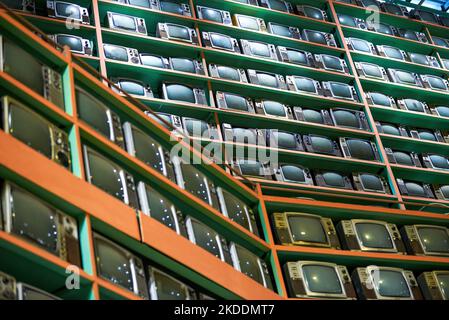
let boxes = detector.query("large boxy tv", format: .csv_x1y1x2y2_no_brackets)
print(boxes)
352,172,391,194
106,11,147,35
272,212,340,249
103,44,141,65
273,163,314,186
162,83,207,105
401,224,449,257
418,271,449,300
337,219,406,253
396,179,435,199
47,1,90,24
0,35,65,109
240,40,278,61
284,261,356,299
111,78,153,98
303,134,342,157
157,23,199,45
330,108,369,131
339,138,380,161
148,267,195,300
197,6,232,25
49,34,92,56
0,271,60,300
352,266,422,300
259,0,294,13
154,0,191,16
201,32,240,53
1,96,71,169
1,181,81,266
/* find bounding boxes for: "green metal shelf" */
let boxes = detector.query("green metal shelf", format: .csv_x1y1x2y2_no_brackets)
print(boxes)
380,133,449,155
391,164,449,185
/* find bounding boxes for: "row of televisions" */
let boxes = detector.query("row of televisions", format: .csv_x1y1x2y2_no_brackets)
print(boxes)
0,180,274,298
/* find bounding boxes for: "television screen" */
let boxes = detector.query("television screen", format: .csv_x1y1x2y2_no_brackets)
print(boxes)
416,226,449,255
361,63,383,78
266,0,290,12
151,269,188,300
256,72,279,88
439,186,449,199
332,109,359,128
103,44,129,62
128,0,151,7
302,264,343,295
160,0,186,15
400,30,420,41
270,24,296,38
17,284,60,300
405,181,427,197
165,84,196,103
184,118,211,138
349,38,372,53
322,172,346,188
262,101,286,117
55,2,81,19
383,3,405,15
232,245,268,287
393,151,414,166
248,42,271,58
76,88,111,138
224,93,250,111
346,139,375,160
359,174,385,192
199,7,223,23
111,14,136,31
303,30,327,45
167,24,191,41
236,16,260,30
381,124,401,136
280,165,307,183
417,129,436,141
117,80,146,96
55,34,84,53
287,215,327,244
359,0,379,7
188,219,222,258
285,49,309,65
321,55,344,72
338,14,357,27
368,92,392,107
424,76,447,91
216,66,241,81
376,23,394,35
409,53,429,66
238,159,263,177
219,189,253,231
302,109,325,123
178,164,212,204
329,82,353,99
140,54,166,68
382,46,405,60
139,184,178,231
293,77,317,94
394,70,416,85
94,236,133,292
272,131,298,150
355,222,394,249
435,106,449,117
375,269,411,298
84,148,125,201
7,101,52,158
404,99,425,112
302,6,324,20
310,136,335,154
433,37,449,47
170,58,196,73
429,155,449,170
436,273,449,298
210,33,233,50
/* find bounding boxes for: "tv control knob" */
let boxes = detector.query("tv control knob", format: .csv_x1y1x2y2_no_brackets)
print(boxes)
57,151,70,168
410,280,416,286
343,276,349,281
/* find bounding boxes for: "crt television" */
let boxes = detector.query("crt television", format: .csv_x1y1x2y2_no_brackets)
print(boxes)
330,108,369,131
201,32,240,53
352,172,391,194
401,224,449,257
208,64,248,82
240,40,278,61
346,37,377,55
396,179,434,198
49,34,92,55
272,212,340,249
155,0,191,16
2,0,36,13
111,78,153,98
303,134,342,157
157,23,199,45
314,171,353,190
259,0,294,13
0,35,65,109
234,14,267,32
284,261,356,299
148,267,194,300
103,44,141,64
265,130,303,151
0,271,60,300
215,92,255,113
296,5,327,20
365,92,397,108
376,45,407,60
293,107,333,125
274,163,314,186
106,12,147,35
162,83,207,105
421,153,449,171
387,69,423,87
314,54,349,74
418,271,449,300
232,159,273,180
47,1,90,24
169,57,205,75
247,70,287,89
339,138,380,161
1,96,71,169
197,6,232,25
322,81,359,101
301,29,336,47
267,23,300,39
1,181,81,266
276,47,314,66
337,219,406,253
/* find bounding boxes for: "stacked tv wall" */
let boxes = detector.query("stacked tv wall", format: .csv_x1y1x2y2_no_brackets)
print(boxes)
0,0,449,300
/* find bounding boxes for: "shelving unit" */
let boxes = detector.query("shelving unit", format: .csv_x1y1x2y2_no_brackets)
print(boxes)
1,0,449,300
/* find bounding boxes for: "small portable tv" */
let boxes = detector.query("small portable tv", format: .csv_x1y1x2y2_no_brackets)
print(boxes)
197,6,232,25
83,145,139,207
137,182,184,235
388,69,423,87
0,35,65,109
284,261,356,299
185,217,232,264
266,130,304,151
2,0,36,13
267,23,300,39
396,98,430,114
420,75,449,91
273,164,314,185
408,53,440,68
401,224,449,257
233,14,267,32
352,266,422,300
230,243,273,289
376,45,407,61
139,53,169,68
49,34,92,55
1,96,71,169
47,1,90,24
93,233,148,299
365,92,397,108
286,76,323,96
396,179,435,198
303,134,342,156
240,40,278,61
103,44,141,64
339,138,380,161
408,127,446,142
346,37,377,55
337,14,367,29
337,219,405,253
216,187,259,235
421,153,449,171
410,9,440,24
209,64,248,82
352,173,391,194
355,62,389,81
215,92,255,113
155,0,191,16
369,23,397,36
314,54,349,74
247,70,287,89
111,78,154,98
276,47,314,66
0,272,60,300
76,86,125,149
106,12,147,35
301,29,337,47
255,100,293,119
296,5,327,21
434,184,449,201
157,23,199,45
272,212,340,248
293,107,333,125
162,83,207,105
258,0,294,13
201,32,240,53
1,181,81,266
380,2,409,16
330,108,369,131
169,57,205,75
375,122,408,137
148,267,194,300
385,149,421,167
172,158,220,209
222,124,265,146
322,81,359,101
418,271,449,300
432,105,449,118
397,29,428,43
182,117,219,140
231,158,273,180
314,170,353,190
